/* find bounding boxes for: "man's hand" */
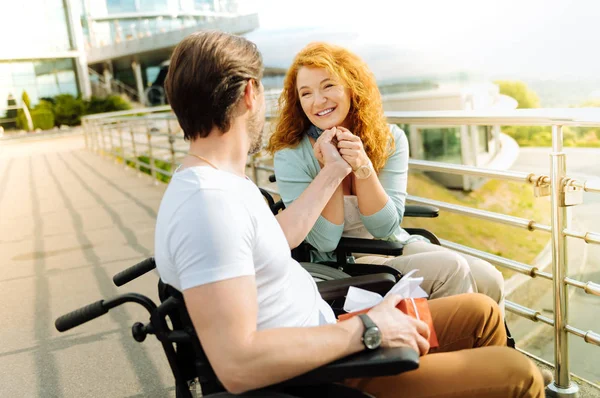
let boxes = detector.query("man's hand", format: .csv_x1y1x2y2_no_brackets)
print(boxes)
335,127,370,171
314,127,351,175
367,294,431,356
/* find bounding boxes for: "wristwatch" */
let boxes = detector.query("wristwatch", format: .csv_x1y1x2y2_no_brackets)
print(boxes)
358,314,382,350
354,160,373,180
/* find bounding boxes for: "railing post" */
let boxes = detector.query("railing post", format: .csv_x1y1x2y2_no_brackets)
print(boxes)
118,121,126,168
146,120,157,183
94,121,101,154
108,121,116,162
547,124,578,397
83,120,89,150
130,125,139,174
99,124,107,156
167,120,177,176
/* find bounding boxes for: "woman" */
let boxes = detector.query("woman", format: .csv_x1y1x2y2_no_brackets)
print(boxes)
268,42,504,310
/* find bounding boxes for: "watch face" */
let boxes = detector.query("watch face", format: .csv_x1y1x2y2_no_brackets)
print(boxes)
355,165,371,179
364,327,382,349
356,166,367,179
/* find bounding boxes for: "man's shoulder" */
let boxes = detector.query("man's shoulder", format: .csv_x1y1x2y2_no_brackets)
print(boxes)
161,168,255,221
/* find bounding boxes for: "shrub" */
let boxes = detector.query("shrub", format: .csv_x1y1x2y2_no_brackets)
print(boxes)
36,100,54,111
85,95,132,115
54,94,85,126
16,109,29,130
31,108,55,130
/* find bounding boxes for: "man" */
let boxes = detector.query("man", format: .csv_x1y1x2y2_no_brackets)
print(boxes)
154,30,544,397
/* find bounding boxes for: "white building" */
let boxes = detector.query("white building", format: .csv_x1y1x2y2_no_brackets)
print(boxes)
383,83,518,190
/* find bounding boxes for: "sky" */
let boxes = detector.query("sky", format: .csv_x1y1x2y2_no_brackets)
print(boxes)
244,0,600,81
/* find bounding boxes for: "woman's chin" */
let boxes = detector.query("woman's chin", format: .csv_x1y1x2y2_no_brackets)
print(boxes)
313,120,338,131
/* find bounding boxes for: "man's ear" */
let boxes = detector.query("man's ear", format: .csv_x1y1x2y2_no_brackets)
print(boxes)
243,79,258,110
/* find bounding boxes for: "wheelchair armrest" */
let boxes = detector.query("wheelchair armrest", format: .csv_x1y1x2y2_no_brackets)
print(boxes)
316,273,396,301
336,237,404,256
272,200,285,214
284,347,419,386
404,204,439,218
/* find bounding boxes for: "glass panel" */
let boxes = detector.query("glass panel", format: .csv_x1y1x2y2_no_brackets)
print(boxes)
422,128,462,164
11,63,36,99
0,59,78,114
106,0,137,13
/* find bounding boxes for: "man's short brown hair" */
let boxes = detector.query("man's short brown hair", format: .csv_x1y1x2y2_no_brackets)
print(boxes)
165,30,263,140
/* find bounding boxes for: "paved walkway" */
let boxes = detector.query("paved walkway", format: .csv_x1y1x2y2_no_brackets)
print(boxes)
0,135,176,397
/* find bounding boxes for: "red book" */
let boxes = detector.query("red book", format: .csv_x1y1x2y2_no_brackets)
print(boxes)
337,297,439,349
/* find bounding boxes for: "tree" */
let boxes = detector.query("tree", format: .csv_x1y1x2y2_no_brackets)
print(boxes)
494,80,540,109
16,90,33,131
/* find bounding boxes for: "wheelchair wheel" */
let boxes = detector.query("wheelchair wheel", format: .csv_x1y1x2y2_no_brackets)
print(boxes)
300,262,351,281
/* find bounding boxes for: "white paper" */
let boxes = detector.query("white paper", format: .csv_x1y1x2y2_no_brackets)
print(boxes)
343,269,429,313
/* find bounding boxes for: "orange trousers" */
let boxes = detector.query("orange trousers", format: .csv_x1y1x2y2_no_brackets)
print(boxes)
345,294,544,398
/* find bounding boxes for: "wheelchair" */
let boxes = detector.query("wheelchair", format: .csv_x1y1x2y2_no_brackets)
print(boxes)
259,173,441,283
55,257,420,397
260,176,515,348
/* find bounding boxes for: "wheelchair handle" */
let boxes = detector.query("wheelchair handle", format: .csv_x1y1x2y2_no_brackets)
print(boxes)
55,293,158,333
113,257,156,286
55,300,107,332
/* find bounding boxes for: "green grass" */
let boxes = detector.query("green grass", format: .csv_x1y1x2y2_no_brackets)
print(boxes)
402,173,551,277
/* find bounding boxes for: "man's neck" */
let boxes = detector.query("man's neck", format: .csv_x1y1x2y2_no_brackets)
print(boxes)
187,123,249,178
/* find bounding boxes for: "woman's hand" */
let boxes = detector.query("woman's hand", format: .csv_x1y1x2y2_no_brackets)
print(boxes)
335,127,370,171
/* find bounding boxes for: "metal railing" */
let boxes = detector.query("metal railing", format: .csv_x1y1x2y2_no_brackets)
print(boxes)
81,107,600,396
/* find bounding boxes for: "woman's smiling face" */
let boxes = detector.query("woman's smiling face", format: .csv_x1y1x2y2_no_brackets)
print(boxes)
296,66,351,131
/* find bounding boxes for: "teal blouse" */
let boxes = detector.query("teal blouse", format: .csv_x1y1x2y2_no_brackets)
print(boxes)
273,124,425,262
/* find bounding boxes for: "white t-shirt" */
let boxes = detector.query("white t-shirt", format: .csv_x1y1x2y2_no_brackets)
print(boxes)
154,166,335,329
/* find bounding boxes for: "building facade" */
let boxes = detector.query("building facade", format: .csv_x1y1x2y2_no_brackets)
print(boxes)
0,0,88,109
0,0,258,114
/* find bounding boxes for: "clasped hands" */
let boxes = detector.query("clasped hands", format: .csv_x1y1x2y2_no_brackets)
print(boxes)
313,127,370,173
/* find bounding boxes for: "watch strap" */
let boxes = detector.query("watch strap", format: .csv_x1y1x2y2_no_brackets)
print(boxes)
358,314,377,330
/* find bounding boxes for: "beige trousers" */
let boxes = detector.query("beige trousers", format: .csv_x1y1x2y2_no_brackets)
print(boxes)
356,240,505,315
345,294,544,398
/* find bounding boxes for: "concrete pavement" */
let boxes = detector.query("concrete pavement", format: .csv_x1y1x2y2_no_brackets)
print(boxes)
0,135,175,397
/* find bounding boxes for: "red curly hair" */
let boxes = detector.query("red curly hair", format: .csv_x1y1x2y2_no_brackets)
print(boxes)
267,42,394,172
